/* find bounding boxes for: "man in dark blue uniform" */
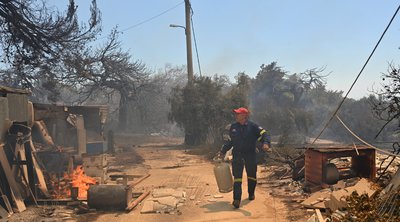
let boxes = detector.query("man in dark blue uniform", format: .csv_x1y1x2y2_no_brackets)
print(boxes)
219,107,271,209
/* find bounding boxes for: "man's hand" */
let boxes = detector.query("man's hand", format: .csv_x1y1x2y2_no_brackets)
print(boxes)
262,144,271,152
217,152,224,159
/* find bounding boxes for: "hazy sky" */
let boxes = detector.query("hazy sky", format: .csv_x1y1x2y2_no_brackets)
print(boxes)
52,0,400,99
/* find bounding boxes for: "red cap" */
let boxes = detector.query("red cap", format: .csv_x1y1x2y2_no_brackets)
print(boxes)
233,107,249,114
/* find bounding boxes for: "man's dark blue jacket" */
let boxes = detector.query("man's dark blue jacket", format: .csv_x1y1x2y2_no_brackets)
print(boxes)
221,121,271,155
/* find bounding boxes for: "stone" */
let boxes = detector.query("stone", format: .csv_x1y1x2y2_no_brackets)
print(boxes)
155,196,178,207
326,178,377,212
301,189,331,209
153,188,176,198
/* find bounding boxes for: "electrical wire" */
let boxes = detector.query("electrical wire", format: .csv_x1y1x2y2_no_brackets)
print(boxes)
190,7,202,77
96,1,184,40
335,115,400,158
311,4,400,145
121,1,184,32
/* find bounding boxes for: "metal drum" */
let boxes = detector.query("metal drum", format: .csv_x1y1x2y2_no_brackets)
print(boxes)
324,163,339,185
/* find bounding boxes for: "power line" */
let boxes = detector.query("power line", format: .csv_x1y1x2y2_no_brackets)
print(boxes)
121,1,184,32
190,8,202,77
311,4,400,145
336,115,400,158
96,1,184,41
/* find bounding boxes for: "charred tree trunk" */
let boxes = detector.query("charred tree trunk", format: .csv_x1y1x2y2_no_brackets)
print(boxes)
184,132,195,146
118,94,129,131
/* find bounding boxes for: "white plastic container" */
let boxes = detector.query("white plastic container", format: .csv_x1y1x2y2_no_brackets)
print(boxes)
213,161,233,193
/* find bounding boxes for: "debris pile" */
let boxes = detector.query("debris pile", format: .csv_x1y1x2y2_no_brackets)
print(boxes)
141,188,187,214
262,144,400,222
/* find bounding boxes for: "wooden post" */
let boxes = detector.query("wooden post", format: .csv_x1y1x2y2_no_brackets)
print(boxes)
107,130,114,153
76,115,86,155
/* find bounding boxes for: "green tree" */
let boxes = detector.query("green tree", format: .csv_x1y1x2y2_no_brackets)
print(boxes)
224,72,250,110
169,76,226,145
169,74,249,146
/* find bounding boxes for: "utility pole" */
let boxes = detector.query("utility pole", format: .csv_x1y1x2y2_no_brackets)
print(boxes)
185,0,194,85
169,0,195,145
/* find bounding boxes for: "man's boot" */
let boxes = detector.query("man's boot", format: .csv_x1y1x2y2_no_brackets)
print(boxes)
249,194,255,200
232,199,240,208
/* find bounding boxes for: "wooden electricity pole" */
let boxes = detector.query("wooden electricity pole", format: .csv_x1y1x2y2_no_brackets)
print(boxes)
185,0,194,85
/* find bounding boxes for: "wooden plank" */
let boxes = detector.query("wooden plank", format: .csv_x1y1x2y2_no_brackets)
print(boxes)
0,183,13,215
76,115,86,155
16,144,28,183
306,167,323,172
76,115,85,130
126,191,150,211
36,198,74,205
27,102,34,127
0,145,26,212
132,174,151,186
34,121,55,146
0,205,9,221
301,189,330,209
315,209,325,222
32,153,50,198
0,194,13,215
24,142,36,199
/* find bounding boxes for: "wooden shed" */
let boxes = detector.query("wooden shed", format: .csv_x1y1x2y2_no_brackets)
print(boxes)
305,145,376,187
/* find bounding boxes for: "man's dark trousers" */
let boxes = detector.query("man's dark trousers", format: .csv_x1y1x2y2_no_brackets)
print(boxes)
232,152,257,200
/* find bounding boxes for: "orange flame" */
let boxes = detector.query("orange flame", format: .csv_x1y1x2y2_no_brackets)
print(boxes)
69,165,97,199
50,165,97,199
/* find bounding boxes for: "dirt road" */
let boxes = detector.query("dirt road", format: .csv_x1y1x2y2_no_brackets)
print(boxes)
87,136,295,222
6,135,308,222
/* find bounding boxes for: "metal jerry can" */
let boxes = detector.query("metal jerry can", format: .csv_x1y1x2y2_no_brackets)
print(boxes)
213,161,233,193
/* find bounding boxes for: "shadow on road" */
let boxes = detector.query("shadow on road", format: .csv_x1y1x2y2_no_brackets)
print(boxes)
199,200,252,216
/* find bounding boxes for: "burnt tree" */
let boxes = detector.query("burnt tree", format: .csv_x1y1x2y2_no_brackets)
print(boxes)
0,0,100,87
62,30,154,131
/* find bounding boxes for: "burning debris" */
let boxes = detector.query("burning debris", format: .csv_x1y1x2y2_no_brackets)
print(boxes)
70,165,97,199
49,165,97,200
0,86,124,221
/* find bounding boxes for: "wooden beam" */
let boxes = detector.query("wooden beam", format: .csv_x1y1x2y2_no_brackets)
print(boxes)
76,114,86,155
125,191,150,211
0,183,13,215
24,142,36,199
315,209,326,222
33,121,55,146
0,205,9,221
132,174,151,186
29,141,49,197
0,145,26,212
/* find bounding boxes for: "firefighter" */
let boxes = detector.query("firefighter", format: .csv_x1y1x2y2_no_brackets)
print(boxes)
218,107,271,209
